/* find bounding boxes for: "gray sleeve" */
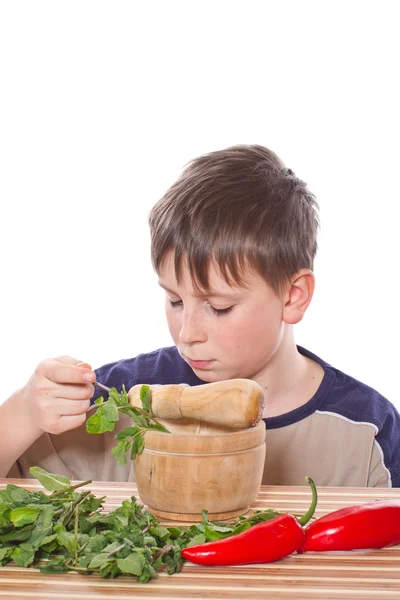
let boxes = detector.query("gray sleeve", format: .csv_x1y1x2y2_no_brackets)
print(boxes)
367,441,391,487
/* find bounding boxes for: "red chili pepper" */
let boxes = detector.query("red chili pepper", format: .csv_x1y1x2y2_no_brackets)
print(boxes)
300,501,400,553
182,514,305,566
181,477,317,566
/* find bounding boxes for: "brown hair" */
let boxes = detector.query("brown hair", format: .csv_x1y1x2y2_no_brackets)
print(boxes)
149,144,319,295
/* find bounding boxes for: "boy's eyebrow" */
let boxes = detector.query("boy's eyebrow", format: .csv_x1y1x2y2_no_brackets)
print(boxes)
157,281,245,299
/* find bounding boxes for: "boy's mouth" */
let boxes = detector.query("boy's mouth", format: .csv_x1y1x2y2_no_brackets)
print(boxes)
184,356,215,370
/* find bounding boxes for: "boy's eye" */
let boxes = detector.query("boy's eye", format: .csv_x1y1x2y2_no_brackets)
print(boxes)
169,299,182,308
168,299,233,316
210,305,234,316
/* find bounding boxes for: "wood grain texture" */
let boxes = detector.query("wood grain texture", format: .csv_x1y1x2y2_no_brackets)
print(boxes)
1,479,400,599
134,422,266,520
128,379,265,430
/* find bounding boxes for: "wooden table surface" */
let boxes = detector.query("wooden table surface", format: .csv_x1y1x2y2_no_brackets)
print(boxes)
1,478,400,599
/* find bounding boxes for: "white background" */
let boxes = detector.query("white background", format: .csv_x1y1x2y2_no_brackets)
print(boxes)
0,1,399,407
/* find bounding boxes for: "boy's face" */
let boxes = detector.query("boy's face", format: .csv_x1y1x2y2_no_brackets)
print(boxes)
158,251,287,383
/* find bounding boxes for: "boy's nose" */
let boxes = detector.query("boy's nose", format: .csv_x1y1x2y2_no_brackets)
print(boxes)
179,311,207,345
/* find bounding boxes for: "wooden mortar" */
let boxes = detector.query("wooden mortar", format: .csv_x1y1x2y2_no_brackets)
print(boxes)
134,421,266,521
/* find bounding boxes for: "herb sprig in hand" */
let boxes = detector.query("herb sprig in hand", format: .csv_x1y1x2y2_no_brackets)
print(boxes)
86,385,170,463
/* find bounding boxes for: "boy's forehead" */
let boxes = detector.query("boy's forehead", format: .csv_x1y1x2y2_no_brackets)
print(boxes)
157,252,256,296
158,279,246,299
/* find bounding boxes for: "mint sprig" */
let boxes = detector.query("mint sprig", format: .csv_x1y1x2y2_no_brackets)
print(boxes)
86,385,170,464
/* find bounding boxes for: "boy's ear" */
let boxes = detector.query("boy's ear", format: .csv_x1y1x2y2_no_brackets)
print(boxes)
282,269,315,325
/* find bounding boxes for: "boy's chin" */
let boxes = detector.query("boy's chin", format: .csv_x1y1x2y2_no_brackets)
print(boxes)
190,367,232,383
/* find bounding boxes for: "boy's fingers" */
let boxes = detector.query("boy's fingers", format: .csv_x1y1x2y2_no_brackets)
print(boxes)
75,361,93,369
54,356,87,366
56,356,93,370
53,384,94,401
38,358,96,385
52,414,87,434
55,398,91,416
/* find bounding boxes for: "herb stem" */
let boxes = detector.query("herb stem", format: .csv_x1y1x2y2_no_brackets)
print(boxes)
152,544,173,561
106,543,126,558
63,491,92,527
120,405,170,432
65,558,89,573
74,507,79,565
50,480,92,498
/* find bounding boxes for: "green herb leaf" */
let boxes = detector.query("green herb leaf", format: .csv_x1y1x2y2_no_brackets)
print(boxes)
186,533,206,547
149,525,170,539
2,523,35,543
0,547,13,566
140,385,151,412
115,426,140,439
117,552,145,576
111,439,131,466
0,504,11,528
40,556,68,574
29,505,55,548
204,526,226,541
10,506,40,527
56,529,76,554
109,387,123,406
29,467,71,491
11,543,36,567
86,407,116,434
130,434,145,460
231,521,251,535
88,553,113,569
0,484,31,504
10,485,31,503
103,397,119,422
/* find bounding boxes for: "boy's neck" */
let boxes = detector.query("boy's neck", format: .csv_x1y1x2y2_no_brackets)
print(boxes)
254,329,325,419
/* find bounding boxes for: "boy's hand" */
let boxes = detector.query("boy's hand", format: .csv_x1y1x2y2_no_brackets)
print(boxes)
21,356,96,435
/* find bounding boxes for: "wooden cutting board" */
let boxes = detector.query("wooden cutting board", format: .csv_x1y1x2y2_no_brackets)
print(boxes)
1,478,400,599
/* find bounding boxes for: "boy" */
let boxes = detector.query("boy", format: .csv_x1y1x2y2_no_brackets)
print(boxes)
2,145,400,487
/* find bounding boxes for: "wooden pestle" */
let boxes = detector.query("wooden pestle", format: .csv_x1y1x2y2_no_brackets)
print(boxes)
127,379,265,430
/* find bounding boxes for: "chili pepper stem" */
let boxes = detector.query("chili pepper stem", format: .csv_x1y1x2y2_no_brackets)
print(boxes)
297,477,318,526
